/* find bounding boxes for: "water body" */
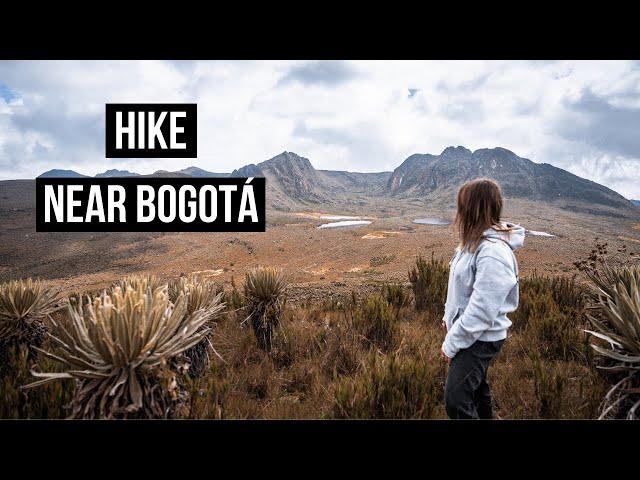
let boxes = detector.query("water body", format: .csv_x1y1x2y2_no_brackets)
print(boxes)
526,229,556,237
317,220,372,229
412,218,451,226
320,215,361,221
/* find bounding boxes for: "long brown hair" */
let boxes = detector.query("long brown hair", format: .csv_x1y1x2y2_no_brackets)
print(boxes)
454,178,509,252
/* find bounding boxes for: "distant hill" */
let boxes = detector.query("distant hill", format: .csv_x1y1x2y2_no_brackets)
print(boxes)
148,170,191,178
632,200,640,206
176,166,230,177
95,169,139,177
38,167,229,178
38,169,87,178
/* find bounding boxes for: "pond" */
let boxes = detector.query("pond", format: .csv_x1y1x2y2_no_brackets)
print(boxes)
317,220,372,229
320,215,362,221
526,229,556,237
412,218,451,226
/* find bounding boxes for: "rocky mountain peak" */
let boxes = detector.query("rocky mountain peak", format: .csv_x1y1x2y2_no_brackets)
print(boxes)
386,145,632,210
441,145,472,157
261,151,315,172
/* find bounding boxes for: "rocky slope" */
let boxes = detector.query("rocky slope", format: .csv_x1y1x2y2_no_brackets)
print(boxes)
229,152,392,209
231,152,328,207
386,146,634,210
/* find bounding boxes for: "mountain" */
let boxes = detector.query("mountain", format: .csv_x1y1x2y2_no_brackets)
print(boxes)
38,169,87,178
386,146,633,210
149,170,191,178
231,152,330,207
632,200,640,206
95,169,139,177
176,166,229,177
33,146,636,214
226,148,634,212
231,151,390,209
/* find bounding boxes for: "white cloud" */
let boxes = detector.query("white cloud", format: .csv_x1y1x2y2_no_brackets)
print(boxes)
1,60,640,198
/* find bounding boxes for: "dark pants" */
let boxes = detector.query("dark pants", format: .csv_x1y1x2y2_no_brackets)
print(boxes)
445,340,504,419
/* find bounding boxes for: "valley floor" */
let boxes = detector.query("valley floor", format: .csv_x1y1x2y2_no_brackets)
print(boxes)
2,197,639,299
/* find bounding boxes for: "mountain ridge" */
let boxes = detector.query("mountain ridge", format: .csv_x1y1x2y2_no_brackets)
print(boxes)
35,147,638,213
386,146,632,210
95,169,139,177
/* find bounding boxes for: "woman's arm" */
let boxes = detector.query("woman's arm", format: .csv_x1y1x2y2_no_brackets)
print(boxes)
442,250,516,358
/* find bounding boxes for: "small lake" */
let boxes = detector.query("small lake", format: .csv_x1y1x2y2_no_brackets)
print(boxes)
412,218,451,226
320,215,361,221
526,229,556,237
317,220,372,229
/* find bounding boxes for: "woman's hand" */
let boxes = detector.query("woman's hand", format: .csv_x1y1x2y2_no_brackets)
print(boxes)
440,347,451,364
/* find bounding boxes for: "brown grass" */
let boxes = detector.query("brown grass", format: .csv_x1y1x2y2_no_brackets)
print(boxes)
0,258,611,419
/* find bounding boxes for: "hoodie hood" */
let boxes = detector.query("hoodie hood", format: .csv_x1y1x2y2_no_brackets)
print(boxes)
482,222,525,251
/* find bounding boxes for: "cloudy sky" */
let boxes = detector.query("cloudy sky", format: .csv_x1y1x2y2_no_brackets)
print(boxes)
1,60,640,198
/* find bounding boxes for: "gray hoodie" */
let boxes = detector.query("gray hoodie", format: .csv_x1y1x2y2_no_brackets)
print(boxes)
442,223,524,358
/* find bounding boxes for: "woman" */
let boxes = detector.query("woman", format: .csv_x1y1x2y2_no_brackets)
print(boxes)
440,178,524,419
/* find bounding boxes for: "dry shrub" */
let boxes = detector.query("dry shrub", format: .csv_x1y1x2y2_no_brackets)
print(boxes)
219,317,267,370
582,261,640,418
511,284,558,332
0,279,60,370
0,343,73,419
331,351,441,419
522,303,585,361
168,275,224,312
319,296,346,312
351,294,400,353
381,283,410,311
282,363,319,401
529,352,567,419
204,330,279,419
244,267,287,351
271,313,323,369
322,320,363,378
222,277,245,312
512,273,586,329
23,284,211,419
240,356,278,401
112,273,164,294
489,340,607,419
168,275,225,377
548,275,586,314
0,278,60,324
510,273,586,361
183,366,229,419
408,254,448,319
